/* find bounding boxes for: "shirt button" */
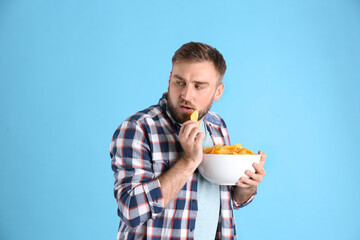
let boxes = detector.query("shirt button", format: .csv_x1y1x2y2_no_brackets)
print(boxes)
190,229,194,232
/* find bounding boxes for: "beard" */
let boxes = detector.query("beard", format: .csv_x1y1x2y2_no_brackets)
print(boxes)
167,94,214,124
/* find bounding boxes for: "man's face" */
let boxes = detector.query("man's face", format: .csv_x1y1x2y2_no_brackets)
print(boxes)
167,61,224,123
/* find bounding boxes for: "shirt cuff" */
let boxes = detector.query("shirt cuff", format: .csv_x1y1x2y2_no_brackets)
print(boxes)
142,179,164,219
232,188,257,210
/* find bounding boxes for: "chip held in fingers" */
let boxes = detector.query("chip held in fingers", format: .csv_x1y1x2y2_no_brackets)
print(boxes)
190,110,199,123
204,143,255,155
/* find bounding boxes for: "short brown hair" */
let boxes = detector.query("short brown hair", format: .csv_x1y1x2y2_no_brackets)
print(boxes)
172,42,227,82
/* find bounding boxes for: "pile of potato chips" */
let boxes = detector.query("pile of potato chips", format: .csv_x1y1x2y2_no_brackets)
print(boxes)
204,143,255,155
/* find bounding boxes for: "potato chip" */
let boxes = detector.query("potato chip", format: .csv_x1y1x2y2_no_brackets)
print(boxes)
190,110,199,123
204,144,255,155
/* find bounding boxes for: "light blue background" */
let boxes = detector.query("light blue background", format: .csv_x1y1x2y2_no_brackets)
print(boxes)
1,1,359,239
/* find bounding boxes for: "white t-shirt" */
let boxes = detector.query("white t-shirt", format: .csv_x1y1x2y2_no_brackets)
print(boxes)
193,121,220,239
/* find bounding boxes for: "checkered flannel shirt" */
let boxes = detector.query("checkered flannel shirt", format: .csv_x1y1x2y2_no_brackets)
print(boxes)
110,93,255,240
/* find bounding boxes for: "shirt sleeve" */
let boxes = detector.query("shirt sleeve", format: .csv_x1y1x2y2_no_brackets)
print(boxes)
110,119,164,228
231,187,257,210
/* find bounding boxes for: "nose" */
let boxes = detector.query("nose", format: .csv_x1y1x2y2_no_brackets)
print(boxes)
181,85,193,102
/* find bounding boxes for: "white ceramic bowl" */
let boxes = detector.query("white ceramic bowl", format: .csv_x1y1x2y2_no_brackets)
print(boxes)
198,154,261,185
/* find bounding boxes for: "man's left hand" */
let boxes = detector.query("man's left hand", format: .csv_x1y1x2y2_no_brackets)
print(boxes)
236,151,266,188
233,151,266,204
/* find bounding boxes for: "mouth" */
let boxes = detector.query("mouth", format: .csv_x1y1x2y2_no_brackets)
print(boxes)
179,105,195,114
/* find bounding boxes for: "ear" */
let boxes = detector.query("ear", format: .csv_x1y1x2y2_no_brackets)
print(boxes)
214,83,224,102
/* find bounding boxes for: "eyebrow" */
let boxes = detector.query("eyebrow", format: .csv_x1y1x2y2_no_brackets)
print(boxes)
173,74,209,85
173,74,185,81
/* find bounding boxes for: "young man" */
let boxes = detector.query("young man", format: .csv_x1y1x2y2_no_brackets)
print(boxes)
110,42,266,240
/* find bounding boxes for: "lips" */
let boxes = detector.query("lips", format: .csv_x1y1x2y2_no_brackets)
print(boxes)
179,105,194,114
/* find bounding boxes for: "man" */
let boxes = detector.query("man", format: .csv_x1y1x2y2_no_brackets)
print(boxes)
110,42,266,240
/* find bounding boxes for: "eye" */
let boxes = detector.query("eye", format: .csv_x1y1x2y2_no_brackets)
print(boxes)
195,84,203,90
176,81,184,86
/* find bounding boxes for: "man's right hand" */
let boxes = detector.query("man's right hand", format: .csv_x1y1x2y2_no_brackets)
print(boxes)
178,120,205,167
158,120,205,208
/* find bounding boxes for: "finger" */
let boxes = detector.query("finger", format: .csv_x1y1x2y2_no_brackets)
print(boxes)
245,169,261,181
181,122,199,138
245,169,263,183
253,163,266,176
194,131,205,144
239,176,258,187
258,151,266,167
180,120,199,134
179,120,194,135
188,127,202,142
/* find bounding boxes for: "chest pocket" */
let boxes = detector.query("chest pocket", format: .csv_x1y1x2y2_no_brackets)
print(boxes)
150,131,180,178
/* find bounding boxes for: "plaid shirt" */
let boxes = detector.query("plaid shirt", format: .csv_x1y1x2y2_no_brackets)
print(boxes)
110,93,255,240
